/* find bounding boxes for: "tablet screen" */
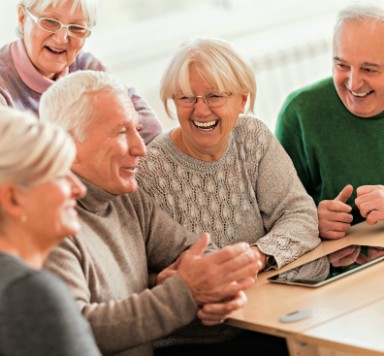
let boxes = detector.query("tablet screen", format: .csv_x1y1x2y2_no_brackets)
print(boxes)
268,245,384,288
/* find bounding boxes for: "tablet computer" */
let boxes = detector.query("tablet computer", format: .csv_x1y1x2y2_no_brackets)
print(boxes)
268,245,384,288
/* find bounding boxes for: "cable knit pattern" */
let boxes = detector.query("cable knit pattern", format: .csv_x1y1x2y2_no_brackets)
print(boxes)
138,116,320,267
138,116,320,348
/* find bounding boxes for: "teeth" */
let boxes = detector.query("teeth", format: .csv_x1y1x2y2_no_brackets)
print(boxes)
351,90,372,97
193,120,217,128
48,47,65,54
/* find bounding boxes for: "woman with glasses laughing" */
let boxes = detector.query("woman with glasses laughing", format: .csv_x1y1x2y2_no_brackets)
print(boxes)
137,37,321,355
0,0,162,145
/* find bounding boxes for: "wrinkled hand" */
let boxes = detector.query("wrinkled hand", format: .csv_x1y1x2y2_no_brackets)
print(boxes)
197,291,248,326
356,185,384,225
177,232,262,305
250,245,272,271
318,185,354,239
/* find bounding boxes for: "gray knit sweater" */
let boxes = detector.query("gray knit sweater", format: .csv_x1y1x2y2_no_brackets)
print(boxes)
137,116,321,347
44,179,201,356
138,116,320,266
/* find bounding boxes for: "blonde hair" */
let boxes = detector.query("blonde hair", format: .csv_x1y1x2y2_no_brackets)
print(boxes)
161,37,256,117
0,107,76,188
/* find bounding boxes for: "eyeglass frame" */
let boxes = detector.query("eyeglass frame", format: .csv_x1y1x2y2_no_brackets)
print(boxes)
172,92,232,109
23,6,92,39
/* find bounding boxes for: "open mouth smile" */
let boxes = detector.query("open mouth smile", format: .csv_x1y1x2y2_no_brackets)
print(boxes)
350,89,374,98
192,120,219,131
45,46,66,55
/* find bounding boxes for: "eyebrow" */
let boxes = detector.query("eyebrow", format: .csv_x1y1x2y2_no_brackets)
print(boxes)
333,56,384,70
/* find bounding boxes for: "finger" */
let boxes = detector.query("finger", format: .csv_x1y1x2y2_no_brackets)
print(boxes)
366,210,384,225
329,245,358,261
318,200,352,215
329,246,360,267
219,252,262,282
319,220,352,239
320,219,352,232
199,316,226,326
186,232,210,258
219,278,256,298
335,184,353,203
320,229,350,239
356,253,369,265
356,185,381,196
197,292,248,325
318,209,353,224
201,291,248,315
207,242,255,265
357,198,384,218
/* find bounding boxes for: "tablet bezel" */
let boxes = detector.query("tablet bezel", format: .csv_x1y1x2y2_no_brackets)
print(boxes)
267,244,384,288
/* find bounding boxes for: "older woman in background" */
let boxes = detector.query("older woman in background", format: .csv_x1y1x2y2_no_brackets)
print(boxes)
137,37,321,355
0,107,100,356
0,0,161,144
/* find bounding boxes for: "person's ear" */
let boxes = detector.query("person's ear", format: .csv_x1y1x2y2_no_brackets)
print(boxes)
17,5,27,31
0,183,25,219
239,93,248,113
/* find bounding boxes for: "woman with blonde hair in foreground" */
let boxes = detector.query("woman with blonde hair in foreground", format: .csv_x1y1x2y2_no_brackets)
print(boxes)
0,107,100,355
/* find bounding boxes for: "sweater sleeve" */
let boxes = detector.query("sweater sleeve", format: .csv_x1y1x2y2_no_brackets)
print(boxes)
2,271,101,356
254,128,321,268
44,236,198,354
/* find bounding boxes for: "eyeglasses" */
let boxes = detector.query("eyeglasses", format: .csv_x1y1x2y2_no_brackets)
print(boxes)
23,6,92,39
173,93,232,109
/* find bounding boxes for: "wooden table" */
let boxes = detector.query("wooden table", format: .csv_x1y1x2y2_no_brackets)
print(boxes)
227,221,384,356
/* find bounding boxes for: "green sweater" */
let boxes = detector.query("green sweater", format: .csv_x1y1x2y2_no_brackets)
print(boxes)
276,77,384,224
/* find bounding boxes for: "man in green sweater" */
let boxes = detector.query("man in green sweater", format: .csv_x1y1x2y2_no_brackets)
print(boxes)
276,2,384,239
40,70,262,356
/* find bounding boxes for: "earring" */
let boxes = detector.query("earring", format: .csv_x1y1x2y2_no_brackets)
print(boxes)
20,215,28,223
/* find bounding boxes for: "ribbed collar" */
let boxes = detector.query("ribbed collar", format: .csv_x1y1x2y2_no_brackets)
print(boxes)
11,39,68,94
77,176,119,215
160,129,234,172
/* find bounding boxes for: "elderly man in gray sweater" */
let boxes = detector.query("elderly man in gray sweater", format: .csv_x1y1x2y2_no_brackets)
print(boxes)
40,70,262,356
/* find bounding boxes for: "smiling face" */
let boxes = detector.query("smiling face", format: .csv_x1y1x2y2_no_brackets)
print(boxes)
173,67,247,161
18,1,88,79
333,19,384,118
19,171,85,244
72,90,147,195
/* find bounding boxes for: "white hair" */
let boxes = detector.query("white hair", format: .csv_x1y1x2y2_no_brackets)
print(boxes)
335,1,384,33
39,70,130,141
0,107,76,188
161,36,256,117
18,0,99,28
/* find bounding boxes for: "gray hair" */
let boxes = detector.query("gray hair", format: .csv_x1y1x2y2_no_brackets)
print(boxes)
39,70,130,141
161,36,256,117
18,0,98,31
0,107,76,188
335,1,384,33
